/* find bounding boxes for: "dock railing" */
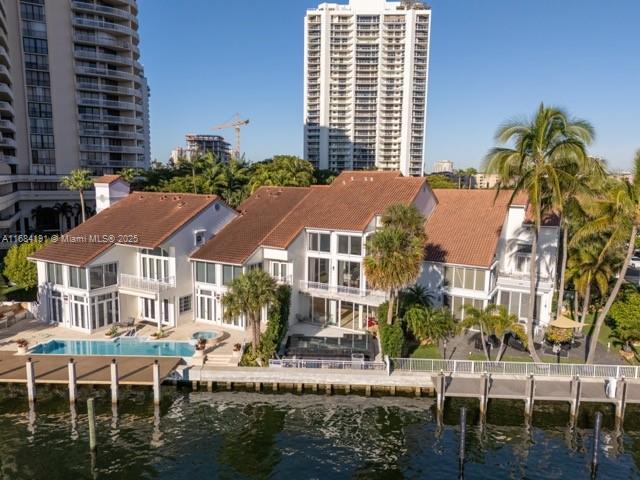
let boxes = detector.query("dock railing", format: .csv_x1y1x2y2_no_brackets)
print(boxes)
269,358,386,371
390,358,637,379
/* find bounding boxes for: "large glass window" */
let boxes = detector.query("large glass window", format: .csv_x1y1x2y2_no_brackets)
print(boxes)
46,263,63,285
308,257,329,284
222,265,243,286
69,267,87,289
498,291,542,322
337,235,362,255
89,263,117,290
271,262,288,281
90,292,119,329
338,260,361,288
444,265,487,292
308,232,330,252
195,262,215,284
196,289,214,321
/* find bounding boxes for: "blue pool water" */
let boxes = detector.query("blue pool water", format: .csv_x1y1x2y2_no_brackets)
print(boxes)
30,338,195,357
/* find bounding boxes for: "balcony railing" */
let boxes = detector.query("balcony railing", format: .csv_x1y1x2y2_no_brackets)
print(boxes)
273,275,293,285
119,273,175,293
299,280,386,303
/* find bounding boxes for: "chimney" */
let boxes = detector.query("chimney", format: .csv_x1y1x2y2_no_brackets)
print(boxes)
94,175,130,213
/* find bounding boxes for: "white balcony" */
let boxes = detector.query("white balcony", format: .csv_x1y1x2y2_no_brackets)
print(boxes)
274,275,293,285
299,280,386,304
119,273,175,295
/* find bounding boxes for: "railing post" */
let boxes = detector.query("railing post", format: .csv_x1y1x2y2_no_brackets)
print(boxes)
384,355,390,376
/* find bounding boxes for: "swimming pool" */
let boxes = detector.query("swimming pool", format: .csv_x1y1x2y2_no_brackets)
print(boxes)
30,338,195,357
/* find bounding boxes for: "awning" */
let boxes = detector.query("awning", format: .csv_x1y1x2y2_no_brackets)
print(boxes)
549,315,587,329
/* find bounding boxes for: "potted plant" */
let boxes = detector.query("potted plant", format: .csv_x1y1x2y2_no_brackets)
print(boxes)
105,325,119,338
16,338,29,355
194,337,207,358
233,343,242,352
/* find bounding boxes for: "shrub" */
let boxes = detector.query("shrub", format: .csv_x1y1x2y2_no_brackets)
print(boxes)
255,285,291,365
3,239,47,289
545,326,572,344
379,320,405,357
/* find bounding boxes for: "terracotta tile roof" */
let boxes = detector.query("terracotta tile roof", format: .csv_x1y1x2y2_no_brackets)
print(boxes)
93,175,124,184
190,187,313,265
30,192,219,267
263,171,428,248
425,189,515,268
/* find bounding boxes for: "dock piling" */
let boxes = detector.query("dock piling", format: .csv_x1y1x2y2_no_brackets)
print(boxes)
570,376,581,426
25,358,36,403
152,360,161,406
479,372,489,421
459,407,467,474
591,411,602,475
110,359,119,405
616,376,627,430
87,398,97,452
524,374,535,421
68,359,77,405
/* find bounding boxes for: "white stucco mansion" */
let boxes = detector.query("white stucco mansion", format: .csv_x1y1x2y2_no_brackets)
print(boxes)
31,172,560,336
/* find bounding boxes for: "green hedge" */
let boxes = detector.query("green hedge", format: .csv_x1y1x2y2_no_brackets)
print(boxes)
254,285,291,366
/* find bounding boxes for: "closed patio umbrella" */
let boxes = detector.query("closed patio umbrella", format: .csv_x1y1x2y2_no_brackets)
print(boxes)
549,315,588,329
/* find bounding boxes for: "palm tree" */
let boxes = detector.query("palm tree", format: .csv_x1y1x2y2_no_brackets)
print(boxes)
119,167,140,184
248,155,314,193
222,269,278,353
485,305,519,361
364,204,427,325
404,305,458,359
566,243,616,325
572,151,640,364
61,169,93,223
484,104,594,363
461,305,493,361
402,283,433,308
554,157,605,319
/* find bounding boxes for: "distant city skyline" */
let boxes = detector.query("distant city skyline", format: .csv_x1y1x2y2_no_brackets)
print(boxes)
138,0,640,171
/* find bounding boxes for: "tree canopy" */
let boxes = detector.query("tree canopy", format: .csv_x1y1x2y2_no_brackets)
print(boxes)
3,240,48,289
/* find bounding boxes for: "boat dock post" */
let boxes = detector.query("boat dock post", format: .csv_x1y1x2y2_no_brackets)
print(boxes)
616,376,627,430
479,372,489,422
570,375,581,426
152,360,161,405
25,358,36,403
459,407,467,475
591,412,602,475
87,398,97,452
110,359,119,404
68,359,77,405
524,374,535,422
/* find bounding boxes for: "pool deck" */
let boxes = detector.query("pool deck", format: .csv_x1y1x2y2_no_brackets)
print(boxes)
0,351,181,386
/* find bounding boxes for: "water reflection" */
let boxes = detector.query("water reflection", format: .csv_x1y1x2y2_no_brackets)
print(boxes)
0,387,638,479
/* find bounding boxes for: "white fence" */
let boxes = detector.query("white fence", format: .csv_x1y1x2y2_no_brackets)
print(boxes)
391,358,638,379
269,358,386,371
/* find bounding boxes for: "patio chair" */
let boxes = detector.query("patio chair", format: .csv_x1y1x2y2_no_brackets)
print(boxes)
125,317,135,328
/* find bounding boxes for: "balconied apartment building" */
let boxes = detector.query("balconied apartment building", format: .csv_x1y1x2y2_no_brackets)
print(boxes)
0,0,150,235
304,0,431,176
31,172,560,339
169,134,231,164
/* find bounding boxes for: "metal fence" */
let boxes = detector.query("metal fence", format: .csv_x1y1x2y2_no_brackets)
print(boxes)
269,358,386,371
390,358,638,379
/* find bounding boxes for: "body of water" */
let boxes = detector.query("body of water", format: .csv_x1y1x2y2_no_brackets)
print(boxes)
1,387,639,479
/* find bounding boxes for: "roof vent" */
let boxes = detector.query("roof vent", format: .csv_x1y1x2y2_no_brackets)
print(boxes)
160,194,168,200
177,201,186,208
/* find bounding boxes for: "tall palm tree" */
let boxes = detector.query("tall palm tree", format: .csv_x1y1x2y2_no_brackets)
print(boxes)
222,269,278,352
484,104,594,363
61,169,93,223
554,157,605,319
566,243,616,325
572,151,640,364
364,204,427,325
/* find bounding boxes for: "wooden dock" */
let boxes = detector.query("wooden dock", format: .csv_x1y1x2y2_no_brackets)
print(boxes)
0,352,180,386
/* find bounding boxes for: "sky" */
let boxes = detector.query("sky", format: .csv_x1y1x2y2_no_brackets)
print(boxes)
138,0,640,171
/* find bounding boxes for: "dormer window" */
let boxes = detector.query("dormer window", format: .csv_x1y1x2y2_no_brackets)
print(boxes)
194,229,206,247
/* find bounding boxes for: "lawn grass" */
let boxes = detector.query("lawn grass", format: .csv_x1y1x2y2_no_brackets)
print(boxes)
409,343,441,359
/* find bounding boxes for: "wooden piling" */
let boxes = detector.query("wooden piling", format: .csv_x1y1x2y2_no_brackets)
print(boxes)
152,360,161,406
570,376,581,425
325,384,332,395
459,407,467,473
479,372,489,421
389,385,396,396
68,359,77,405
616,377,627,429
524,374,535,420
592,411,602,474
87,398,97,452
207,381,213,392
437,371,445,415
344,385,351,395
255,382,261,392
25,358,36,403
296,383,303,394
365,385,371,397
110,359,119,405
312,383,318,393
226,381,232,391
414,386,421,398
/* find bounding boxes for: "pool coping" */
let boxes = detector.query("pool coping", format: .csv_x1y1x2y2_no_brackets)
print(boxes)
28,337,198,358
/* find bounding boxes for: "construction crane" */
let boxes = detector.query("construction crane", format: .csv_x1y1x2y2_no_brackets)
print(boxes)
213,113,249,159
